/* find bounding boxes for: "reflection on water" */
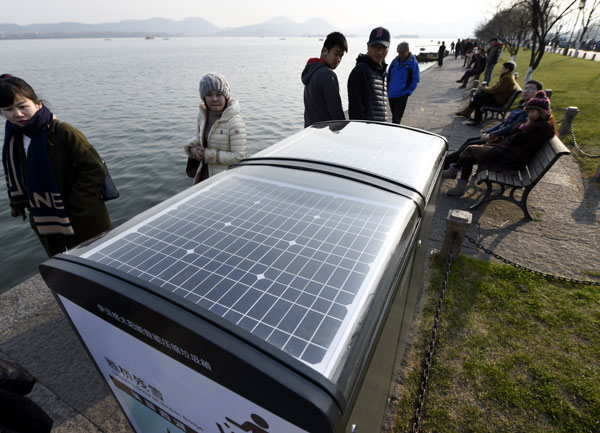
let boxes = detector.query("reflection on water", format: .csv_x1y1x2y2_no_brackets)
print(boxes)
0,36,447,292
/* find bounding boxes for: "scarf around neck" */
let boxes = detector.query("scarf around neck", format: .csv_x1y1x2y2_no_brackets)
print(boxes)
2,105,74,236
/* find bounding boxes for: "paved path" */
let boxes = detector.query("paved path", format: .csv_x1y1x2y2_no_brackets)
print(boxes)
1,57,598,433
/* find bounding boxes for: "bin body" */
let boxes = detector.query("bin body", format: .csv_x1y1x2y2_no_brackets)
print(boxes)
40,121,446,433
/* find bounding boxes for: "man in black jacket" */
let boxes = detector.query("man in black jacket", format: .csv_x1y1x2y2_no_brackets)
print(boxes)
483,38,500,84
347,26,390,121
301,32,348,127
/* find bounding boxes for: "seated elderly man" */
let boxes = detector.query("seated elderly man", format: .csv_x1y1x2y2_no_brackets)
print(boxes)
455,61,517,126
445,79,544,169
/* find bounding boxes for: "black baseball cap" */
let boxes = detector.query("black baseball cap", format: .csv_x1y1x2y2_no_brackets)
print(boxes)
368,27,390,47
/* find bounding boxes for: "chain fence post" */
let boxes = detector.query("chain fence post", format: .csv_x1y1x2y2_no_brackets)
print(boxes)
558,106,580,138
595,165,600,182
440,209,472,261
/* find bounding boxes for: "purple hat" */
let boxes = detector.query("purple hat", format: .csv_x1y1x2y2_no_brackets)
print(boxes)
368,27,390,47
525,90,551,118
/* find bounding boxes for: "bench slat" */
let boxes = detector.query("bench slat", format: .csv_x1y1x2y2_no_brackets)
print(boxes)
533,150,552,168
541,144,558,161
529,158,547,178
481,88,522,118
519,168,532,186
508,173,523,187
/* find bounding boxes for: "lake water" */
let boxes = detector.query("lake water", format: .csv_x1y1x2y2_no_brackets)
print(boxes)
0,36,454,293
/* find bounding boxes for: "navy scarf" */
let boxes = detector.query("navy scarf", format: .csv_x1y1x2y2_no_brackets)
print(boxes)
2,105,74,236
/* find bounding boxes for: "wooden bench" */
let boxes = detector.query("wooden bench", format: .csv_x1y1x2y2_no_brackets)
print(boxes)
470,136,570,219
481,86,522,121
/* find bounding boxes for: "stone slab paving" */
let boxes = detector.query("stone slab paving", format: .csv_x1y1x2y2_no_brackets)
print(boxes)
1,56,598,433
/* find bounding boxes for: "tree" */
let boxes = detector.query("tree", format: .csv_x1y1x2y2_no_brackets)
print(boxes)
578,0,600,43
515,0,579,81
475,6,531,60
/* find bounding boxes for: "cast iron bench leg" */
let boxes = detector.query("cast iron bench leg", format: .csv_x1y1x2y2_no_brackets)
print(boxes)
470,179,493,209
516,186,533,220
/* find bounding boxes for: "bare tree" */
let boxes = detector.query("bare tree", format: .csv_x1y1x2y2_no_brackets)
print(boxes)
578,0,600,43
515,0,579,81
475,6,531,60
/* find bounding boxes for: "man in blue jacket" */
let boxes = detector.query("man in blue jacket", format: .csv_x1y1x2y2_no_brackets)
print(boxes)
386,42,420,124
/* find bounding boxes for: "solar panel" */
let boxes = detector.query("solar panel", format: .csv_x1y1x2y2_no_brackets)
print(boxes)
253,122,445,193
82,174,409,375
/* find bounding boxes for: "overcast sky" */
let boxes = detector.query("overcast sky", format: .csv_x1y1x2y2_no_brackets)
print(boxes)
3,0,500,32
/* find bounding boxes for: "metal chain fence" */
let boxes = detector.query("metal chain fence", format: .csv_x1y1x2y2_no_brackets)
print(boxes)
408,232,598,432
569,125,600,159
410,233,456,433
465,235,600,286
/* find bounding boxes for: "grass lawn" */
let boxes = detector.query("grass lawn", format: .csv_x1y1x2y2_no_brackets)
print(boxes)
491,51,600,178
392,256,600,433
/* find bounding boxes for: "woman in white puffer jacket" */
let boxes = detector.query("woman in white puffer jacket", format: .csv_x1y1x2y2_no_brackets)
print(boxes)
184,73,247,184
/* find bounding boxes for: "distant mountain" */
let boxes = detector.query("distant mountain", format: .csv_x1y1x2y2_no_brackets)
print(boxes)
0,16,335,39
347,17,475,39
216,16,337,37
94,17,221,36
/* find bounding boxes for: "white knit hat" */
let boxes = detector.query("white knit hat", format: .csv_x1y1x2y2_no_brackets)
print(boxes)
199,72,230,100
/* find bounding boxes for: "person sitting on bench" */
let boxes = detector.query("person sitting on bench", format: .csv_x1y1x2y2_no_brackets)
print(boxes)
455,47,486,88
455,61,517,126
443,90,555,197
444,79,544,169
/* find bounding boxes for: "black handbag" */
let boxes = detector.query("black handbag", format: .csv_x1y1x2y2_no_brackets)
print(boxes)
100,160,119,201
54,122,119,201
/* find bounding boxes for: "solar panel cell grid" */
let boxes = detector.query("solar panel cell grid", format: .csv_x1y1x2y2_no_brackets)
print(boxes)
85,175,399,370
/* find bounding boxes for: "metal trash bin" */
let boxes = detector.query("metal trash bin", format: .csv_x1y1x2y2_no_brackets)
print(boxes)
40,120,446,433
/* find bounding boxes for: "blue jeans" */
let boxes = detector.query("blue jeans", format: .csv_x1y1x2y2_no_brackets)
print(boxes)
483,63,496,84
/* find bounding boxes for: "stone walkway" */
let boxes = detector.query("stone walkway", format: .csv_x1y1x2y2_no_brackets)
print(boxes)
1,56,598,433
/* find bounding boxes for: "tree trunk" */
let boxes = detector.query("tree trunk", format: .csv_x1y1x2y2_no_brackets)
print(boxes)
524,66,534,82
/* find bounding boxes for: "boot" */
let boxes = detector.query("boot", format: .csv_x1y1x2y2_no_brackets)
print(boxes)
447,179,468,196
442,163,459,179
455,106,474,117
458,83,467,88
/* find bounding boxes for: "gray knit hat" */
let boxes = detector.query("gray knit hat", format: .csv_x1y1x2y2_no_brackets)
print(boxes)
397,42,410,53
199,72,230,101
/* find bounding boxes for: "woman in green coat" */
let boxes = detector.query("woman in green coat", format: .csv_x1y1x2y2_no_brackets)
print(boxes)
1,75,111,256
